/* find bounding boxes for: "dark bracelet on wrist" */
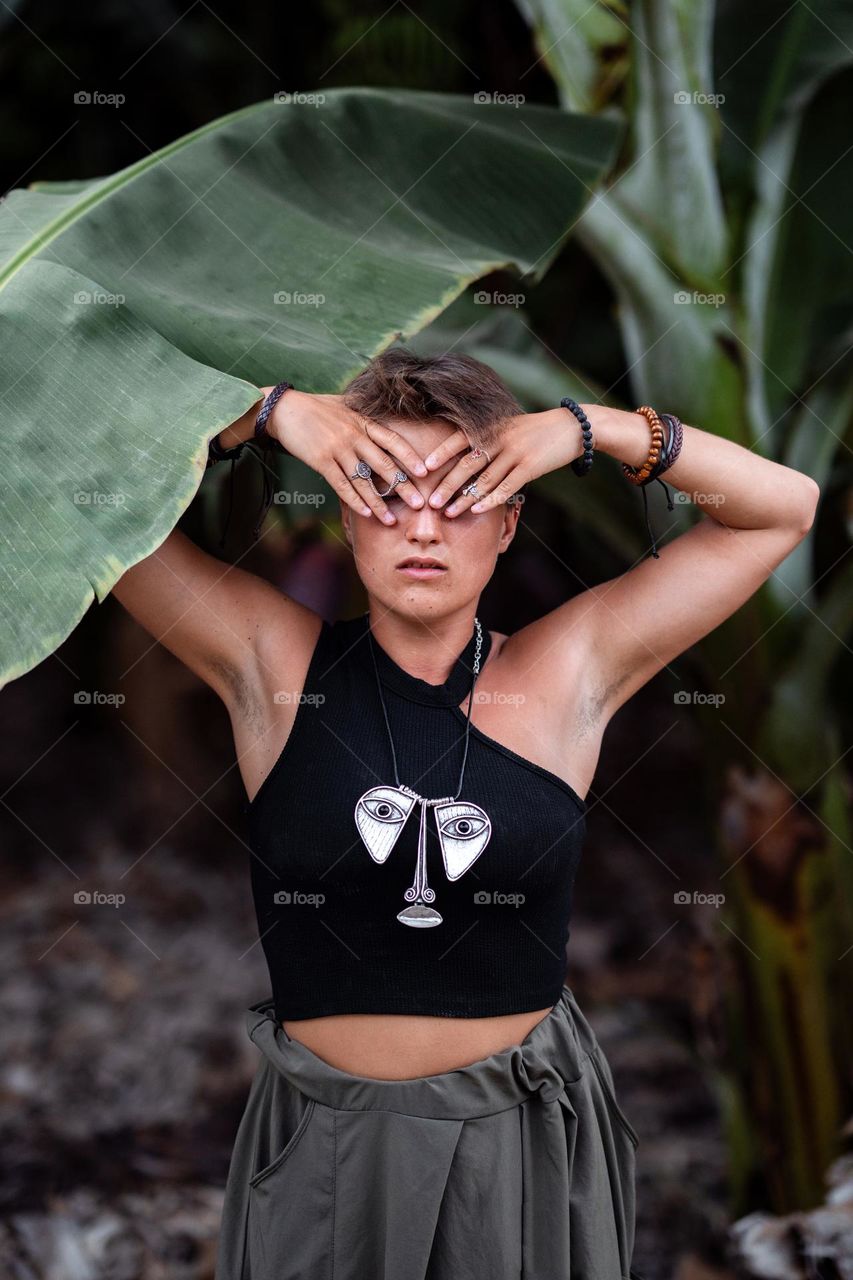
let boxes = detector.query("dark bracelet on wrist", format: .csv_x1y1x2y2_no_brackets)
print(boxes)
206,379,295,468
254,380,294,454
560,397,595,476
204,379,296,553
206,432,247,468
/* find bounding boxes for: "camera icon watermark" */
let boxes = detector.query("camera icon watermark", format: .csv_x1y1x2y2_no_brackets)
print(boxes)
73,90,126,108
73,290,125,307
673,690,725,707
273,90,326,107
673,289,726,309
473,289,525,308
73,489,127,506
272,491,326,507
673,889,725,908
73,690,126,707
472,689,526,706
473,91,525,106
673,90,724,107
473,889,525,907
73,889,126,907
273,890,325,907
672,490,725,507
272,691,325,706
273,290,325,307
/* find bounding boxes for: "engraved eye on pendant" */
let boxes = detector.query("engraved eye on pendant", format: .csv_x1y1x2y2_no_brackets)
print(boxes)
434,801,492,880
354,785,416,864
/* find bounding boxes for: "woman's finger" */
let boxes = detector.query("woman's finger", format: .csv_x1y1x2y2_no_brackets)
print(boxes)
320,461,377,519
426,444,502,511
445,461,527,517
465,465,529,515
358,417,431,486
421,429,472,471
350,431,425,515
338,449,408,524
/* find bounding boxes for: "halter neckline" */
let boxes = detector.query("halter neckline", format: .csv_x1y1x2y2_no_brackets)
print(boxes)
353,612,493,707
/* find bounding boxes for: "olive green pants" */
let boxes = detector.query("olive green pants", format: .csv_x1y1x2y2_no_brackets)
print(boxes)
215,984,640,1279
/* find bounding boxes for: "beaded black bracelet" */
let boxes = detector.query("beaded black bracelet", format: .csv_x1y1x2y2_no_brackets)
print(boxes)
560,397,594,476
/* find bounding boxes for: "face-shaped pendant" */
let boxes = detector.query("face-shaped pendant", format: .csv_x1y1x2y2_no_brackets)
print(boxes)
433,800,492,878
354,785,418,864
354,785,492,927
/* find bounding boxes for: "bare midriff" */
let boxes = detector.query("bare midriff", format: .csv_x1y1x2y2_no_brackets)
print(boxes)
281,1003,557,1080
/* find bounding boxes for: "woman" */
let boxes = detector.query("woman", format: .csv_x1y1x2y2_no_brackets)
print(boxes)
112,348,819,1279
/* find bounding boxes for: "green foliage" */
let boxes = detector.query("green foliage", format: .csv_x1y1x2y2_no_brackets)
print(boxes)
0,87,622,686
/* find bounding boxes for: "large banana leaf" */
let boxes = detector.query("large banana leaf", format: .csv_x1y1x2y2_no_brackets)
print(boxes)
714,0,853,152
513,0,630,114
599,0,728,283
748,67,853,432
525,0,743,431
0,87,623,688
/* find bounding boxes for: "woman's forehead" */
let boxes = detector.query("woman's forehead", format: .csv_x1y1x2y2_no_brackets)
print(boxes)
383,417,469,482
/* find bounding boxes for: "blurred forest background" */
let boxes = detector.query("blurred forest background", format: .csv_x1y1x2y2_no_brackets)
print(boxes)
1,1,852,1278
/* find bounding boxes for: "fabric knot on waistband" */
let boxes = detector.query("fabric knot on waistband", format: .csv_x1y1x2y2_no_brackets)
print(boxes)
244,987,590,1121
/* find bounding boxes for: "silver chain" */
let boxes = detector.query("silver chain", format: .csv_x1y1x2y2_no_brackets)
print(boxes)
366,616,483,801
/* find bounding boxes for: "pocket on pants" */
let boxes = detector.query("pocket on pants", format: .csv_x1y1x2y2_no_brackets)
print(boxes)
588,1043,640,1149
247,1099,335,1280
249,1097,317,1187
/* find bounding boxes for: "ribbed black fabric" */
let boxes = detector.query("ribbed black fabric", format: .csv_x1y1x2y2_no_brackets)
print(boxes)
244,613,587,1021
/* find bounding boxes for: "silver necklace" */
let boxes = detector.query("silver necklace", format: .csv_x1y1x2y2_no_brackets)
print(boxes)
353,617,492,928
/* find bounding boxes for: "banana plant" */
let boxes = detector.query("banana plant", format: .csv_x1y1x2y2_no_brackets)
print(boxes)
508,0,853,1214
0,86,623,687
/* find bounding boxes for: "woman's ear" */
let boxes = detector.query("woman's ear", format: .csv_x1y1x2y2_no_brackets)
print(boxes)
497,500,521,552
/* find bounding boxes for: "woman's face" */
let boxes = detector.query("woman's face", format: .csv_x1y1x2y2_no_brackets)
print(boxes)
340,417,520,621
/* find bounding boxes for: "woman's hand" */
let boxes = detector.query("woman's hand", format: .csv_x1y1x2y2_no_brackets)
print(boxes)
263,387,429,524
420,407,585,516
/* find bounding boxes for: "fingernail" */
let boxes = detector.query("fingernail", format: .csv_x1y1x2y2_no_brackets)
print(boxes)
430,492,443,507
414,462,428,476
446,503,457,516
471,502,484,513
424,455,436,468
383,512,395,524
411,494,424,507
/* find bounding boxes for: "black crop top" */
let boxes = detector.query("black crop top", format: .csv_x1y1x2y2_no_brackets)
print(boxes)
243,613,587,1020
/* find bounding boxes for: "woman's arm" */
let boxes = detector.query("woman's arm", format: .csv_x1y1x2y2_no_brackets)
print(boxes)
591,406,819,533
422,404,820,720
110,386,431,709
555,406,821,717
110,525,315,709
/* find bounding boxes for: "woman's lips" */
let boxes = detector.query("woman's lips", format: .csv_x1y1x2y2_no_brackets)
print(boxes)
396,564,448,579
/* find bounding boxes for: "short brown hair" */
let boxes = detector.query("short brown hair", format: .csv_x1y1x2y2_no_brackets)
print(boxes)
342,347,525,474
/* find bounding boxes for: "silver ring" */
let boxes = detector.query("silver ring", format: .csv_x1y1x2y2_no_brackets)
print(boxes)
462,481,482,499
375,469,408,498
350,459,372,481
